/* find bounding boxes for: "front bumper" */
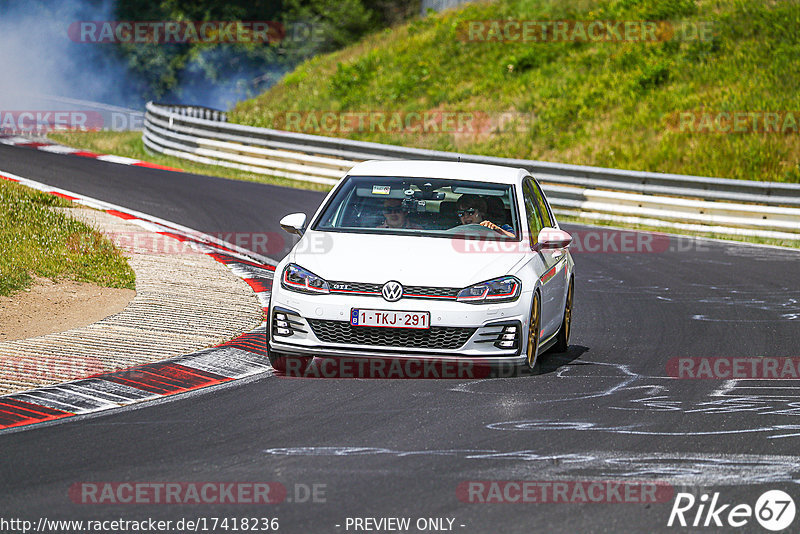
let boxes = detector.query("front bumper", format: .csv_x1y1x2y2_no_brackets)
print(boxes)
268,286,531,368
269,337,528,368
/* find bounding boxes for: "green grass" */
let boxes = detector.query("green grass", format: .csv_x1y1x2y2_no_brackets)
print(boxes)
230,0,800,183
47,131,333,192
0,180,136,297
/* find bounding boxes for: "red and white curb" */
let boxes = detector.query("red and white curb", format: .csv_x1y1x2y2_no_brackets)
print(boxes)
0,134,182,172
0,170,277,431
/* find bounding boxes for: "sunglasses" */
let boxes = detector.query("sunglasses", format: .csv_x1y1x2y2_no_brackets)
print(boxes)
456,208,478,217
383,207,404,214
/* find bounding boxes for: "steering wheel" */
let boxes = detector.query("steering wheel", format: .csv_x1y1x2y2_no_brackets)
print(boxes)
444,223,498,235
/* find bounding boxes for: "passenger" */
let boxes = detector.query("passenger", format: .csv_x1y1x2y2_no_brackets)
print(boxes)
379,198,421,229
456,194,514,237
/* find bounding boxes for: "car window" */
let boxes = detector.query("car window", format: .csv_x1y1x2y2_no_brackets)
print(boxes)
313,175,520,240
532,180,553,228
522,179,544,246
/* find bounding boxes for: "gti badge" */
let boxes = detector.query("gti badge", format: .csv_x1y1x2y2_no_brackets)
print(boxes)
381,281,403,302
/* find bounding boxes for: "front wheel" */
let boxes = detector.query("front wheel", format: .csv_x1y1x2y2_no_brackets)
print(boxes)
553,278,574,353
522,291,542,375
269,352,312,376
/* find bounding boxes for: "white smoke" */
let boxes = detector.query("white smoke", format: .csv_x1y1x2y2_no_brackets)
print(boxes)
0,0,282,120
0,0,142,113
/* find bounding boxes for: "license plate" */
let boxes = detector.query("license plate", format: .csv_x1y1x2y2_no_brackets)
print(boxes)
351,309,430,329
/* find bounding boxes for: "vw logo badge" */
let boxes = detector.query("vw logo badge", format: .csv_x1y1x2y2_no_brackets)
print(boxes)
381,281,403,302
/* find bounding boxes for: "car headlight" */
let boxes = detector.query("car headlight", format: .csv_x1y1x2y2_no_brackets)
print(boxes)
281,264,330,294
457,276,521,304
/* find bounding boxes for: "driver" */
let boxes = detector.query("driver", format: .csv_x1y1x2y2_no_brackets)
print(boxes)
456,194,514,237
379,198,421,229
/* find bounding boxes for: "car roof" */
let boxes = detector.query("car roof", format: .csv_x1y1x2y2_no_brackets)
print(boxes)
347,160,527,185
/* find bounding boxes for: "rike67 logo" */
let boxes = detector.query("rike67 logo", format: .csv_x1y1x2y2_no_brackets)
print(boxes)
668,490,795,531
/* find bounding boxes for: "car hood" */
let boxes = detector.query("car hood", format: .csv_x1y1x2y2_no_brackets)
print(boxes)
288,230,527,287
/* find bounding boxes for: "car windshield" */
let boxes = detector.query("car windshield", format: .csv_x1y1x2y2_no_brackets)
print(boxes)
313,175,520,240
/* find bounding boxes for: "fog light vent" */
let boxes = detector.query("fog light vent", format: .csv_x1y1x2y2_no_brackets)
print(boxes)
272,309,307,337
494,324,519,350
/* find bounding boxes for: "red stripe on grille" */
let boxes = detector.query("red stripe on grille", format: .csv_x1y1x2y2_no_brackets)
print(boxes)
331,289,381,295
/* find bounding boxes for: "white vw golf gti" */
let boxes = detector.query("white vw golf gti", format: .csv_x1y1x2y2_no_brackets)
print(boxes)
268,160,574,375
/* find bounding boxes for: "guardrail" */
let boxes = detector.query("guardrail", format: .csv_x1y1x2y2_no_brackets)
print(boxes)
151,103,228,122
144,102,800,241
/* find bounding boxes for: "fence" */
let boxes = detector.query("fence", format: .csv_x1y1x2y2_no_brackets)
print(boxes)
143,102,800,241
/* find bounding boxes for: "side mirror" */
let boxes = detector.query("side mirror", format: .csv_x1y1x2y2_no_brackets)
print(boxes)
280,213,307,236
536,228,572,250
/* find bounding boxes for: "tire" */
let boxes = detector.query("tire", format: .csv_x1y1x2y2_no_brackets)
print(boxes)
269,352,312,376
521,291,542,375
553,278,574,353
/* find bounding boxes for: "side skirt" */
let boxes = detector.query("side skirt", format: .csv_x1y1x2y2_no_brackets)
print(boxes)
539,330,559,354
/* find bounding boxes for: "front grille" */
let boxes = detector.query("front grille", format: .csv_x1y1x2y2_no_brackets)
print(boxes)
308,319,475,349
330,281,381,294
405,286,459,298
329,281,459,300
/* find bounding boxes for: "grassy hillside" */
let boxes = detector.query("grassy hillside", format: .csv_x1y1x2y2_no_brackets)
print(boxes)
230,0,800,183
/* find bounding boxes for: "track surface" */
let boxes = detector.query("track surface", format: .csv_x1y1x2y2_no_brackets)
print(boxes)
2,143,800,533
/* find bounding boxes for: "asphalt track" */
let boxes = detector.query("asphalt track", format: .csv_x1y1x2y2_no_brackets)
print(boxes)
2,142,800,533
